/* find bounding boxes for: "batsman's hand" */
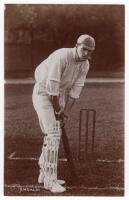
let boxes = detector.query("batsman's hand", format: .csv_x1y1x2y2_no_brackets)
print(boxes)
59,112,69,127
55,112,68,127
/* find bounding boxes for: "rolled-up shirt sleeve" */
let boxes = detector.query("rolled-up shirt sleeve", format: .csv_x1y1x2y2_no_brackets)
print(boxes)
46,80,60,96
46,53,65,96
69,63,89,99
69,85,83,99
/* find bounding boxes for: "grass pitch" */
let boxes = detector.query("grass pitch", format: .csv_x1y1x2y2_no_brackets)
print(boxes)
4,82,124,196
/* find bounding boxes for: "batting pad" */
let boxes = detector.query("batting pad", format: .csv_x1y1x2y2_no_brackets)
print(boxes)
39,121,61,189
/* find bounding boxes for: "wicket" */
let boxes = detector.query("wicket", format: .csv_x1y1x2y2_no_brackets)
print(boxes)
78,109,96,161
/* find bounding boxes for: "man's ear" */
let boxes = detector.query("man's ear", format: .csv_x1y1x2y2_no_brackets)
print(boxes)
76,43,81,48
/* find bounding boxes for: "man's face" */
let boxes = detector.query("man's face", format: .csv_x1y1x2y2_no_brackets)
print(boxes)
76,43,93,61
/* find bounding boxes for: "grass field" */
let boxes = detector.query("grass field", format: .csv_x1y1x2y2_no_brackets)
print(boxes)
4,81,124,196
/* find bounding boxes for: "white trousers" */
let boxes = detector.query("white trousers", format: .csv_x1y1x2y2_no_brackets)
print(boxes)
32,83,56,133
32,83,62,187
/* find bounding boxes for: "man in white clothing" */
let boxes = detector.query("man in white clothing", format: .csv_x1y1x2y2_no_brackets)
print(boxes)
32,34,95,193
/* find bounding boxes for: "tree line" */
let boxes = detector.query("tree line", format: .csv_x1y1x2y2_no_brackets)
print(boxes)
5,4,124,77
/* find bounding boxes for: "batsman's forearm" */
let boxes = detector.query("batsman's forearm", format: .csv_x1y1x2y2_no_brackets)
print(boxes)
64,96,75,115
51,95,60,112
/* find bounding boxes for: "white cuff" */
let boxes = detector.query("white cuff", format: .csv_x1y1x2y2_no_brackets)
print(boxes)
46,80,59,96
69,85,83,99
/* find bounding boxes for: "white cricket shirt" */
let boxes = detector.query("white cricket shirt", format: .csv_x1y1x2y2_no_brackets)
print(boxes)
34,47,89,106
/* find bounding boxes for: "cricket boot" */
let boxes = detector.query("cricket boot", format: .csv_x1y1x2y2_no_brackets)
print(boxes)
50,180,66,193
38,169,65,185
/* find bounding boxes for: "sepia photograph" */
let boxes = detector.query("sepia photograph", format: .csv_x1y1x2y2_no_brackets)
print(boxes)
4,4,125,196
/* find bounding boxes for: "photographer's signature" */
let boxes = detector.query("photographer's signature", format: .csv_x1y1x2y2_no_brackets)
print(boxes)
19,186,40,193
6,184,41,193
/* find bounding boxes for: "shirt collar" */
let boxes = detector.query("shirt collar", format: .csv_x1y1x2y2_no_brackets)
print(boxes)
72,47,77,60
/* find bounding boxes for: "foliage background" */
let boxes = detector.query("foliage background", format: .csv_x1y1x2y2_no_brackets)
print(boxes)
4,4,125,78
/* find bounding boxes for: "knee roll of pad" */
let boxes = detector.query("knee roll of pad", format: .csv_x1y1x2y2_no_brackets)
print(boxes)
46,120,61,138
